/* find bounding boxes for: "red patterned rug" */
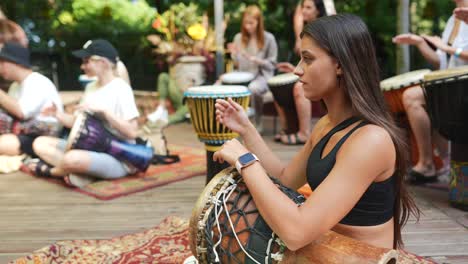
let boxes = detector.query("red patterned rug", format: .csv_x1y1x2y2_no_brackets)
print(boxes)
21,145,206,200
11,216,192,264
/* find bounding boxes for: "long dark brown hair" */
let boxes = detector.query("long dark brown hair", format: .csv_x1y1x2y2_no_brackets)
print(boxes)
241,5,265,50
301,14,420,249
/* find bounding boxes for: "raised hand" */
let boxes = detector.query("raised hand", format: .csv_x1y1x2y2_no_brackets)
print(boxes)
454,7,468,23
392,33,424,46
276,62,295,73
215,97,251,135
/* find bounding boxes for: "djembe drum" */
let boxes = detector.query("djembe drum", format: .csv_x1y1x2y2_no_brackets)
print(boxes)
220,71,255,87
184,85,250,183
67,111,154,172
380,69,443,169
268,73,300,133
0,111,61,136
423,66,468,211
189,168,398,264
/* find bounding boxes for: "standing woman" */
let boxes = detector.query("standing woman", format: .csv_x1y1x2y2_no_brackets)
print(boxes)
30,39,140,187
229,5,278,133
215,14,418,249
275,0,327,145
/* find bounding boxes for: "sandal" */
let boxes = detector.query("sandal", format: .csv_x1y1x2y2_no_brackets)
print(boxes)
25,158,52,177
281,133,306,145
407,169,438,185
274,129,287,142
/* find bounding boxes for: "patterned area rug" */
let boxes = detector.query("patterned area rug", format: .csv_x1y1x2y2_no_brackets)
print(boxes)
11,216,192,264
10,215,434,264
21,145,206,200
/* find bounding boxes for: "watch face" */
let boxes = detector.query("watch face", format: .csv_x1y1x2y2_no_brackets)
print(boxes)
239,153,255,165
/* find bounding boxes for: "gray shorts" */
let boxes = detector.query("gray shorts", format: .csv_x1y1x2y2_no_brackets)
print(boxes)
57,139,130,179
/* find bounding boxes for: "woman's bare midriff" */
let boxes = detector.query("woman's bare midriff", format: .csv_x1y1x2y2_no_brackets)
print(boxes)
332,218,394,249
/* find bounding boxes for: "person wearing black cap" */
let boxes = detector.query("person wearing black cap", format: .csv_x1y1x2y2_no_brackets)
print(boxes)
0,42,63,157
31,39,139,187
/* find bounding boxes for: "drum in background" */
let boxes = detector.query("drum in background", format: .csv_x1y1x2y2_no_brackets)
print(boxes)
423,66,468,211
189,168,398,264
78,74,97,89
0,111,61,136
13,116,62,137
184,85,251,183
67,111,154,172
220,71,254,87
0,111,14,134
380,69,443,169
380,69,431,113
268,72,300,132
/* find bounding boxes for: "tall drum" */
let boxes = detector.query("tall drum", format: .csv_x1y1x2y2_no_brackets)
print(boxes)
267,73,300,132
380,69,443,169
184,85,251,183
423,66,468,211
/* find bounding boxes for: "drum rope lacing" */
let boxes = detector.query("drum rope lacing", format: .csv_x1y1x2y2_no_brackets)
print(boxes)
211,177,276,264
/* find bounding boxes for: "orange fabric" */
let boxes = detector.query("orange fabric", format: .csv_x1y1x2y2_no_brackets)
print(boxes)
297,183,313,198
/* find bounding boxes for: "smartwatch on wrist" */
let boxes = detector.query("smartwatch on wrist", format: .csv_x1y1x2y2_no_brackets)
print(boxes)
235,152,259,173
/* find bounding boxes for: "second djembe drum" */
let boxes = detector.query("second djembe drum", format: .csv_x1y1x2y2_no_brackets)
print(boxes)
423,66,468,211
220,71,255,87
267,73,300,133
184,85,251,183
380,69,444,169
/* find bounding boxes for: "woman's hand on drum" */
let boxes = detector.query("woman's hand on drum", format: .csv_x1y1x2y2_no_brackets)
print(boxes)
75,103,106,116
215,98,250,135
213,138,249,166
392,33,424,47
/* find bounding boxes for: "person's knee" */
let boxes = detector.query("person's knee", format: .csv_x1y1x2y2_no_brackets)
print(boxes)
0,134,21,155
403,87,425,109
62,151,90,171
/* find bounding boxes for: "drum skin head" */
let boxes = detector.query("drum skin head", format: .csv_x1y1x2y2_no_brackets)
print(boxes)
220,72,254,84
267,72,299,87
424,65,468,82
380,69,431,91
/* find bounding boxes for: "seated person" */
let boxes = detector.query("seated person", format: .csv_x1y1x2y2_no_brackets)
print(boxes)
229,5,278,133
30,39,140,188
274,0,327,145
392,1,468,182
0,42,63,157
146,72,188,127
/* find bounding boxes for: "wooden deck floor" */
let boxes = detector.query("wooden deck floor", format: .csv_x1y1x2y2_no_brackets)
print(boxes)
0,119,467,263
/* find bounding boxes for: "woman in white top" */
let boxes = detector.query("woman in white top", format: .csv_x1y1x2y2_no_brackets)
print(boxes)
30,39,140,187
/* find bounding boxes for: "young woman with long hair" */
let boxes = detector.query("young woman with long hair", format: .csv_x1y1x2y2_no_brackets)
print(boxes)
214,14,419,249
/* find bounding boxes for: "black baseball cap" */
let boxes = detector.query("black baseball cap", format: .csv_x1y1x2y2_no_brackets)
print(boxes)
0,42,31,68
72,39,119,64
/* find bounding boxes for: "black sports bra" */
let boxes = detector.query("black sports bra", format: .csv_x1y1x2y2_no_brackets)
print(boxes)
306,117,395,226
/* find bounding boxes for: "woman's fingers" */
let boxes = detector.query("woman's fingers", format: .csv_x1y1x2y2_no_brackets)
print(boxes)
227,97,243,111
